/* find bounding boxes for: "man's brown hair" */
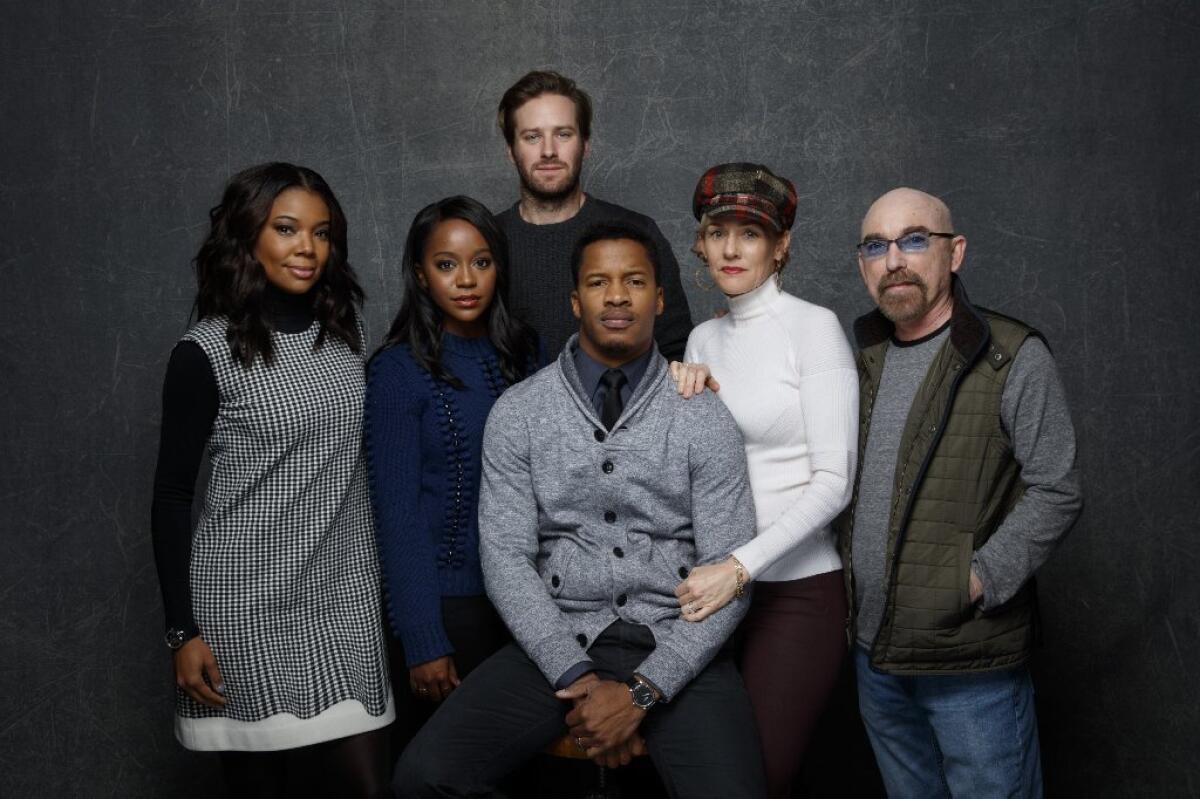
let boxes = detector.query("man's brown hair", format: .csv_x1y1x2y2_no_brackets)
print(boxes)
497,70,593,145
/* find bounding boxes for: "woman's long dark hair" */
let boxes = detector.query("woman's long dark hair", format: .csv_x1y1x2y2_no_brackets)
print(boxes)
193,162,364,367
378,196,537,388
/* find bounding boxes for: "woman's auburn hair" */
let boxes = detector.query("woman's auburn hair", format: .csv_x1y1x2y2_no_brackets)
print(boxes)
192,162,364,368
375,195,538,389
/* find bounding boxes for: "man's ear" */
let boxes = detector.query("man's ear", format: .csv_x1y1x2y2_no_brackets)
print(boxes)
655,285,664,316
506,143,516,165
583,138,591,161
950,235,967,273
570,290,582,320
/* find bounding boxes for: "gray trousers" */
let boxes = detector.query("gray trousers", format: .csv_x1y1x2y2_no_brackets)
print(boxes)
393,620,766,798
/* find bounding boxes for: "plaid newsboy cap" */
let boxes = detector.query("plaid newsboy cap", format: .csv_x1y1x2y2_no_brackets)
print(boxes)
692,162,797,231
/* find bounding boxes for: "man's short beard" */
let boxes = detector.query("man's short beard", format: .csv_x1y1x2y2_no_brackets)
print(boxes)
876,271,929,323
591,334,637,361
519,168,580,204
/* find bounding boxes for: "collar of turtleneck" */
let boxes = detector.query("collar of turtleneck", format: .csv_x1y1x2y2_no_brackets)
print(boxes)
725,275,783,324
264,283,316,334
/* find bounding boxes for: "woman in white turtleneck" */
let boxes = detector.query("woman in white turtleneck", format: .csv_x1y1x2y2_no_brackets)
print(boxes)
672,163,859,799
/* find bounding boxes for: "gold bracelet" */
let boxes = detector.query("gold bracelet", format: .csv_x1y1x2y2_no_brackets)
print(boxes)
730,556,747,599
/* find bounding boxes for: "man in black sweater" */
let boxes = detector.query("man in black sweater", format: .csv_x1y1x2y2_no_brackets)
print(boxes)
495,70,693,360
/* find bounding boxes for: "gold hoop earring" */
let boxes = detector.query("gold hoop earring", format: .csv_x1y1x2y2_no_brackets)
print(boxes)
693,267,715,291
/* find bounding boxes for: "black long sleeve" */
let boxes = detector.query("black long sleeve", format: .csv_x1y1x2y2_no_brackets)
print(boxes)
150,341,217,636
644,217,693,362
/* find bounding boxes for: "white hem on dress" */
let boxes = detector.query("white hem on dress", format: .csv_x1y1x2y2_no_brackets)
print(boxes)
176,690,395,752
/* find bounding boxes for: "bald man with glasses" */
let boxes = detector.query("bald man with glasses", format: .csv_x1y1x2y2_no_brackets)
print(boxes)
835,188,1083,797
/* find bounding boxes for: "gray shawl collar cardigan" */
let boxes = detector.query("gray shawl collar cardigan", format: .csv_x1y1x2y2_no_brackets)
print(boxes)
479,335,757,700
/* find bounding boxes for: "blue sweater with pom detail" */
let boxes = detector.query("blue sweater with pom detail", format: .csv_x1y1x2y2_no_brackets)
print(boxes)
364,333,511,668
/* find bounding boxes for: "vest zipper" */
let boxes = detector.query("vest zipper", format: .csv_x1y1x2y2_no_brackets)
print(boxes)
870,333,987,667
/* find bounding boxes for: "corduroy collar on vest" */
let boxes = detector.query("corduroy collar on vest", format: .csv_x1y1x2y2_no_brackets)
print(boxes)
852,274,990,363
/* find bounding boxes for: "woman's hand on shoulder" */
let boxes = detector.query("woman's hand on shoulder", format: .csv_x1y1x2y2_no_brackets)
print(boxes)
409,655,460,702
673,557,742,621
669,361,720,399
174,636,226,708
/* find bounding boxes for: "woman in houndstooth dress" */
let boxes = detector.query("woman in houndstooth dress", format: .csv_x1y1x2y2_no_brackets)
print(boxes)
150,163,393,795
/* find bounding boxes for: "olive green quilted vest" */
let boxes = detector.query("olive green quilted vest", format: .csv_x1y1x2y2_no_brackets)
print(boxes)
838,278,1041,674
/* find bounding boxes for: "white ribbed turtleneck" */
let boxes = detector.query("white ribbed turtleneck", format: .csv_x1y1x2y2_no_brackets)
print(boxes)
685,279,859,582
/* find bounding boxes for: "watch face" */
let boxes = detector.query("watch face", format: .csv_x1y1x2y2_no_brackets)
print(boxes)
165,628,188,650
630,682,655,709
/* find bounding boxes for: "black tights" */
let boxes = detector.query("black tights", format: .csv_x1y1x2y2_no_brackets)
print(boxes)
219,726,390,799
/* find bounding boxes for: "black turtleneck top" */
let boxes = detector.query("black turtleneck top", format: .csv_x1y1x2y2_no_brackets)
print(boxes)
150,286,316,638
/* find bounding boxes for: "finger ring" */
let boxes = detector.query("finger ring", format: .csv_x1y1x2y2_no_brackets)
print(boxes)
575,737,586,750
685,603,694,614
417,687,428,694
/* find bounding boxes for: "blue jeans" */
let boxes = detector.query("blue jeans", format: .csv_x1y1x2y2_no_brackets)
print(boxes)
854,647,1043,798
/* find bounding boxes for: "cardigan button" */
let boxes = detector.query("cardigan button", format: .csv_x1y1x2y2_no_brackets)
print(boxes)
604,511,617,523
594,430,606,442
602,460,614,473
576,634,588,647
551,575,561,588
678,566,688,579
613,547,624,558
617,594,628,607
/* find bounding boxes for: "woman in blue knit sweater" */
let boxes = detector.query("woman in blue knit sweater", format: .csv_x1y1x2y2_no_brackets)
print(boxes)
364,196,539,751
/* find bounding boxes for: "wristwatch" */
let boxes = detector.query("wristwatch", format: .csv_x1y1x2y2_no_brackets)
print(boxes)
624,675,658,711
165,627,194,650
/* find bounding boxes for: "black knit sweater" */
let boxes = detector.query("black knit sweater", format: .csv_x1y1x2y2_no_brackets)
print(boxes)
496,195,693,361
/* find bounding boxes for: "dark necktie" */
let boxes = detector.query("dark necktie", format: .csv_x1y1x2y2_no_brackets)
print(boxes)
599,368,628,431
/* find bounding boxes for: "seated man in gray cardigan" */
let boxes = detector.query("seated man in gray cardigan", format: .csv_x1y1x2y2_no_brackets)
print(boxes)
394,222,766,798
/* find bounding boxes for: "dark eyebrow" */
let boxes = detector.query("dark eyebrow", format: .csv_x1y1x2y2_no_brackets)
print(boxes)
272,214,331,226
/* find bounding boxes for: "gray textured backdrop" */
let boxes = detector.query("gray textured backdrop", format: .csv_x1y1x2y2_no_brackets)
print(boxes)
2,1,1198,796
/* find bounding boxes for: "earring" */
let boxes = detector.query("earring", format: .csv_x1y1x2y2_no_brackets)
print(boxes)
692,267,715,291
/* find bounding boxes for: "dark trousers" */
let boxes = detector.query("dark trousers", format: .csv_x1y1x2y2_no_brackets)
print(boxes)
387,595,510,757
393,620,767,799
738,570,848,799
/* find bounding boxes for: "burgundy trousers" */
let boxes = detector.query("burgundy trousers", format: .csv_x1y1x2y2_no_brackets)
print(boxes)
738,569,848,799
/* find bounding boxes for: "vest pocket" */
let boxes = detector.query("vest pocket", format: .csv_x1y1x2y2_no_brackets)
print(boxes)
957,533,976,620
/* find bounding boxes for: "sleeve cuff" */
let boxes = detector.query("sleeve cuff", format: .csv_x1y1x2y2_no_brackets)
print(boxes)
398,620,455,668
554,661,596,690
635,643,693,702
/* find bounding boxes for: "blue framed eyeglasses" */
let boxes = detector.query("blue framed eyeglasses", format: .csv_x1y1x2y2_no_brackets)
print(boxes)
857,231,955,260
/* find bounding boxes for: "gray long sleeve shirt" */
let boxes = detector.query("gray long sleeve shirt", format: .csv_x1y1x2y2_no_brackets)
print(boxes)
479,336,756,701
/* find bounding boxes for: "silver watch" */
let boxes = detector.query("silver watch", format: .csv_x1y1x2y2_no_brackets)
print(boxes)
625,675,657,711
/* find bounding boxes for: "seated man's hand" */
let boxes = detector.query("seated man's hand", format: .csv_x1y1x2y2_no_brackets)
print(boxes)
592,732,647,768
557,679,648,759
558,671,600,708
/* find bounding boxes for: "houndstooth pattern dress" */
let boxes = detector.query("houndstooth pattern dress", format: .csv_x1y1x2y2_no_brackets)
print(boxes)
177,317,393,751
